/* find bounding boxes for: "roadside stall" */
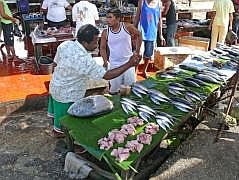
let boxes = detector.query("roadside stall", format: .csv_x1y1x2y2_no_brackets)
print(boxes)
60,44,239,179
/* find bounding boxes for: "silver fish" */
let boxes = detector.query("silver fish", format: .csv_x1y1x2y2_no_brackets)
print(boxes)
155,115,174,125
148,89,170,101
183,79,200,88
185,77,207,86
174,104,191,112
168,88,183,96
156,119,168,132
150,96,161,105
194,74,220,84
121,103,136,114
150,94,169,103
157,111,177,121
186,93,201,102
120,100,136,109
132,88,143,98
121,98,137,106
172,101,193,110
133,83,148,93
137,107,155,117
132,86,148,95
139,111,150,122
138,105,156,114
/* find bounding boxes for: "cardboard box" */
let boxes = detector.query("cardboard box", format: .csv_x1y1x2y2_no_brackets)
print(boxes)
178,36,210,51
154,47,193,70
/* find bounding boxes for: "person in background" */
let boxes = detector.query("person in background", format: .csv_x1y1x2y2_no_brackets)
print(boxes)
134,0,165,78
0,0,18,61
232,0,239,39
209,0,234,49
47,24,141,137
72,0,99,36
161,0,177,46
41,0,72,28
128,0,138,7
100,8,142,94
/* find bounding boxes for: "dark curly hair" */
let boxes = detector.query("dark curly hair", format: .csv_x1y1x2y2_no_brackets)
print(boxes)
77,24,100,44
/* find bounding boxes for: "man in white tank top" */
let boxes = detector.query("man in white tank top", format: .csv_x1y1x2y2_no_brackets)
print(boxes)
100,8,142,94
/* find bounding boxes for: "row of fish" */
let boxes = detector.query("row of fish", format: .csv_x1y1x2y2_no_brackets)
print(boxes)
120,97,176,132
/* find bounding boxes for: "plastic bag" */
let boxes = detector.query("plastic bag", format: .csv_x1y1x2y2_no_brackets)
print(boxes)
13,24,22,38
225,31,237,44
67,95,114,117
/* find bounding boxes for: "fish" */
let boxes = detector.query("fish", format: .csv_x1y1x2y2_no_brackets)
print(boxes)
194,74,220,84
172,101,193,111
227,49,239,56
199,71,224,81
213,48,227,54
168,88,183,96
185,91,201,102
150,96,161,105
202,69,226,77
179,64,201,72
121,103,136,114
139,111,150,122
138,105,156,114
171,97,193,107
148,89,170,101
133,83,148,93
182,79,201,88
155,115,174,126
137,107,156,117
132,88,143,98
174,104,191,112
121,98,137,107
160,73,176,79
157,111,177,121
120,100,137,110
132,86,148,95
155,119,167,131
191,55,206,61
168,82,186,91
185,77,207,86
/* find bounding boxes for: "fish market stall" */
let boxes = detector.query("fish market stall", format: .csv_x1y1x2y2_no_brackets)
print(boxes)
60,44,239,179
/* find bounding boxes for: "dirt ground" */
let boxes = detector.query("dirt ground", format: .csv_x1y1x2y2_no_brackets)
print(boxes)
150,109,239,180
0,109,68,180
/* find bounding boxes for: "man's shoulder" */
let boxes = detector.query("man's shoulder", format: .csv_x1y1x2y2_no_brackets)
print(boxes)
58,40,76,49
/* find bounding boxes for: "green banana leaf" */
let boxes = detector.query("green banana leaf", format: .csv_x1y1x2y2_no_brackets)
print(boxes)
61,71,222,173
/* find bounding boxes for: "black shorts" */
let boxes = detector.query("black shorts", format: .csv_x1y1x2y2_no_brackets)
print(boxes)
1,23,14,46
47,19,65,29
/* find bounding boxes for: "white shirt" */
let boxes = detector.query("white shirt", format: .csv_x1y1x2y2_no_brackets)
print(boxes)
108,23,133,68
49,40,106,103
41,0,70,22
213,0,234,27
72,1,99,36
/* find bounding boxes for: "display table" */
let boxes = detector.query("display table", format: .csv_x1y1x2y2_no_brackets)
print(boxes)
60,47,237,179
30,32,75,61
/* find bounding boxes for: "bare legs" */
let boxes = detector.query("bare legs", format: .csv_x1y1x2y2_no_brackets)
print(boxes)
140,57,150,78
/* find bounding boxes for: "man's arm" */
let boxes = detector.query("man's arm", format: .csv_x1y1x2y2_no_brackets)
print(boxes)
125,23,142,55
158,11,165,46
0,2,16,23
229,13,233,31
100,30,109,68
103,53,141,80
133,0,142,28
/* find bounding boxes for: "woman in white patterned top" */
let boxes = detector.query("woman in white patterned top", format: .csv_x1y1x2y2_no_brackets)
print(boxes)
47,24,141,138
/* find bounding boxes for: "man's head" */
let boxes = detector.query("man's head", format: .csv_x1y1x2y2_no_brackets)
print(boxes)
107,8,121,27
77,24,100,51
